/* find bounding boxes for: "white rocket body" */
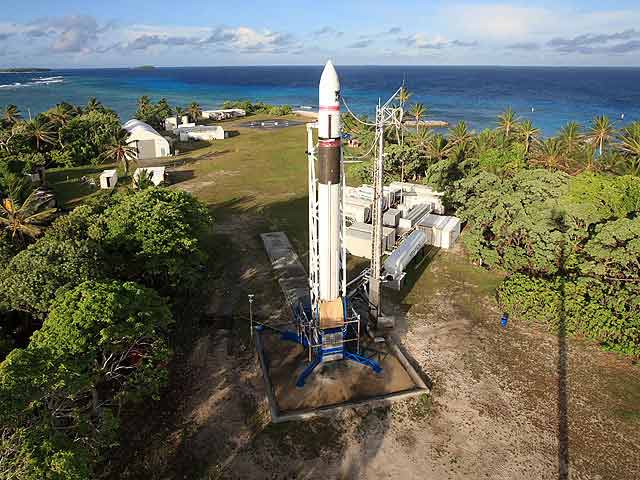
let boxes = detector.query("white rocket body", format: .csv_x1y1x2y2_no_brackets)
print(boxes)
317,61,342,302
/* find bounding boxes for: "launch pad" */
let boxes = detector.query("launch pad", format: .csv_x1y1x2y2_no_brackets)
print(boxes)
255,322,428,423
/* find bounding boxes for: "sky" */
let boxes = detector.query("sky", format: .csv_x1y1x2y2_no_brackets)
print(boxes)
1,0,640,67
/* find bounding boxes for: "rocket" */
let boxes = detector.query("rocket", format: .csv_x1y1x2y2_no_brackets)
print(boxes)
317,60,342,302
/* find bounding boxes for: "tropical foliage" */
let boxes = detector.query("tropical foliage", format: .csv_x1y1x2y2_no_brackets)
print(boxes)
0,183,213,478
345,105,639,356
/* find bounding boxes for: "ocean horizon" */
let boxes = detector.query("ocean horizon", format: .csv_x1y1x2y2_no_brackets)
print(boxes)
2,65,640,136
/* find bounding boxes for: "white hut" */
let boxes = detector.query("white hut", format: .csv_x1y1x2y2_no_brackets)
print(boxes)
133,167,166,186
100,169,118,189
164,115,189,131
123,119,171,160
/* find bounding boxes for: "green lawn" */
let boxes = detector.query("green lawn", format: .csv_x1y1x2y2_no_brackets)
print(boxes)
47,164,114,208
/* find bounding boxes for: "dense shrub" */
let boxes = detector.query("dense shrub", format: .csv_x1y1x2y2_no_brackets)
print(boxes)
222,100,292,116
0,280,173,479
90,188,211,293
497,274,640,355
0,236,102,317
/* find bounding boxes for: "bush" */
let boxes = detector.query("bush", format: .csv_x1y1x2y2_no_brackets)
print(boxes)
497,274,640,355
90,188,211,294
0,236,103,317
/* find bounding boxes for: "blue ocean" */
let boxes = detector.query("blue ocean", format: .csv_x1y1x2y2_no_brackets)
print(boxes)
1,66,639,136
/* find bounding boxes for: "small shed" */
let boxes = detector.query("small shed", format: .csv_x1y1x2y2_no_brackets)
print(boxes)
100,169,118,189
133,167,166,186
123,119,171,160
164,115,189,131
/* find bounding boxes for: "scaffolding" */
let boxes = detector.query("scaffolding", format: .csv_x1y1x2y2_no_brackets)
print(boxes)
279,122,381,387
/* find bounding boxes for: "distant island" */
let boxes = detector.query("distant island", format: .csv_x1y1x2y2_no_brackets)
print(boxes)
0,68,52,73
134,65,156,70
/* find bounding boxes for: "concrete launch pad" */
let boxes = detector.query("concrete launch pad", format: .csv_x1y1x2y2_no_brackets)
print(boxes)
259,230,429,422
256,330,429,423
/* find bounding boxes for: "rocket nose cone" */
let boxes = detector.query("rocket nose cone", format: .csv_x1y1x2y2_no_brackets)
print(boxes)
320,60,340,91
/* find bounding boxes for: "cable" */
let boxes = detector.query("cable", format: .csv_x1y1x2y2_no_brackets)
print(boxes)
344,129,381,160
341,96,377,127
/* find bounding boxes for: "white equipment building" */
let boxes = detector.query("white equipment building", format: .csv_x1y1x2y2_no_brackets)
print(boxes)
164,115,190,131
178,125,228,141
201,109,246,120
123,120,171,160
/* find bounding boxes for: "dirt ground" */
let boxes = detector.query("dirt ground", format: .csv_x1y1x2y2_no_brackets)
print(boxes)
261,332,418,413
113,209,640,480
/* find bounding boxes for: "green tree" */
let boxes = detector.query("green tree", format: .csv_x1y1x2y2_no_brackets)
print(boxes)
410,103,426,133
531,137,566,171
84,97,103,113
559,121,583,156
2,104,21,126
0,236,100,317
90,188,211,293
24,118,55,152
32,280,173,401
587,115,615,156
187,102,202,123
100,128,137,175
497,107,520,141
617,121,640,175
518,119,540,158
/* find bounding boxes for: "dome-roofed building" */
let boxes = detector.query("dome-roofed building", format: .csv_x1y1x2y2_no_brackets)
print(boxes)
123,119,171,160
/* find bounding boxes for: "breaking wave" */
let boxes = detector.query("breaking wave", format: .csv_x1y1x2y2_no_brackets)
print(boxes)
0,76,64,89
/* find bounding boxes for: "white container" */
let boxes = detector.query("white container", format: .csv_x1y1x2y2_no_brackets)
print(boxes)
99,169,118,189
344,201,371,223
345,229,372,258
383,208,401,227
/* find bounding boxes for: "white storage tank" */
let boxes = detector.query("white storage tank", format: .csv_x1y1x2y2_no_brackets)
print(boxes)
383,229,427,278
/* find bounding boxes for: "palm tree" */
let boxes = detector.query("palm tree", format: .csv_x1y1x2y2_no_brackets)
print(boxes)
138,95,151,110
2,104,21,126
396,86,411,109
426,134,449,163
174,106,186,130
497,107,519,141
532,138,565,170
47,103,74,127
85,97,103,112
0,189,57,243
24,118,55,151
100,128,137,176
559,121,583,155
518,120,540,157
410,103,426,133
448,121,473,153
617,122,640,158
187,102,202,123
587,115,615,156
